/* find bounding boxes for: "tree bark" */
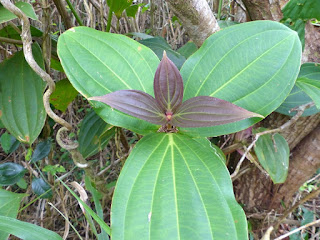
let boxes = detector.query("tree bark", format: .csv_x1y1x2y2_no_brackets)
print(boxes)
165,0,220,46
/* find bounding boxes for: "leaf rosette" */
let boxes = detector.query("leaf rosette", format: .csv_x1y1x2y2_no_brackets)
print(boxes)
90,51,263,132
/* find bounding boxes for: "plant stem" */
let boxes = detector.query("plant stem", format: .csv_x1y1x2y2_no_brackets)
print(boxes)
0,36,23,44
64,0,84,26
106,7,113,32
217,0,223,20
52,0,74,29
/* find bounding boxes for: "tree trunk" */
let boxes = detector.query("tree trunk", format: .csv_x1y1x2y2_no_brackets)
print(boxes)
165,0,220,46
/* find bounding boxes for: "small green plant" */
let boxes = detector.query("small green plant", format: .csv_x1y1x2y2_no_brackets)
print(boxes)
57,20,302,239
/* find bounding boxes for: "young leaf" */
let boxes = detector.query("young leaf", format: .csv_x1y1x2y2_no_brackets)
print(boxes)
153,51,184,113
172,96,263,128
89,90,165,125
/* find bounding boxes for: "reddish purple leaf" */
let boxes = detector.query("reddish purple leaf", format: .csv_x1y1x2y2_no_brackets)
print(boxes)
153,51,184,114
171,96,263,128
89,90,166,125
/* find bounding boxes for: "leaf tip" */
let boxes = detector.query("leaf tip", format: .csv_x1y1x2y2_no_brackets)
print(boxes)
162,50,167,59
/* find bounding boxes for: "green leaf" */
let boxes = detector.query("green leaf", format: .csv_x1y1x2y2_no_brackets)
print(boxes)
78,110,115,159
277,63,320,116
0,2,37,24
0,132,20,154
128,32,153,40
16,178,28,189
50,58,64,72
296,77,320,109
125,4,139,18
31,177,52,199
57,26,160,135
0,132,12,154
107,0,133,18
218,20,240,29
180,20,301,137
30,139,52,163
0,189,26,217
42,165,66,175
0,44,46,144
0,189,27,240
0,163,26,186
177,41,198,59
0,216,62,240
282,0,320,21
140,37,186,69
49,79,78,112
0,25,42,40
254,131,289,184
111,133,248,239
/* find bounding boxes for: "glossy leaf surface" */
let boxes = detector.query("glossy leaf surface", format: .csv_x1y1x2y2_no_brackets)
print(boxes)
30,140,52,163
90,90,165,125
111,133,247,239
50,79,78,112
57,27,160,135
0,216,62,240
0,190,27,240
32,177,52,199
172,96,263,128
153,52,183,113
277,63,320,116
254,132,289,184
78,111,115,159
296,77,320,109
0,163,26,186
0,2,37,24
0,44,46,144
180,20,301,137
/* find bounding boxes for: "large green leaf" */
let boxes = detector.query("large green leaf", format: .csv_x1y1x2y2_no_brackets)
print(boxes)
277,63,320,116
111,133,247,239
179,20,301,137
0,216,62,240
254,131,289,184
0,189,27,240
296,77,320,109
78,110,115,159
0,44,46,144
0,2,37,24
282,0,320,21
57,27,160,135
